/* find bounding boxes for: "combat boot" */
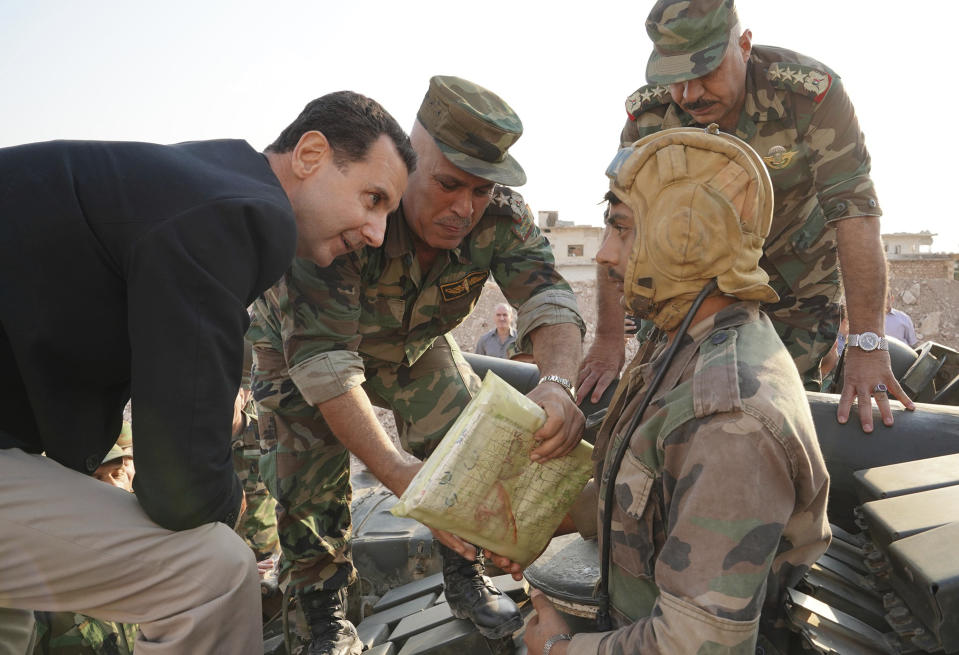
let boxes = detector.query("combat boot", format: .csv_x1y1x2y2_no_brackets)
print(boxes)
299,587,363,655
440,544,523,640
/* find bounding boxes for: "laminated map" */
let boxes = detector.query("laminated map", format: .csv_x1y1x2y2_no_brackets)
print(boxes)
391,371,593,567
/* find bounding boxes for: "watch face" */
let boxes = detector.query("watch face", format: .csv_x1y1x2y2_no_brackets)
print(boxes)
859,332,880,351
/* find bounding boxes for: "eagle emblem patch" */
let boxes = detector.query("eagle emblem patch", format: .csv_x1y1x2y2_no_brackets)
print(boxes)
440,271,488,302
763,145,798,170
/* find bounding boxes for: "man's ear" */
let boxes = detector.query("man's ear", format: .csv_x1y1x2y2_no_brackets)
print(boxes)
738,29,753,62
291,131,332,180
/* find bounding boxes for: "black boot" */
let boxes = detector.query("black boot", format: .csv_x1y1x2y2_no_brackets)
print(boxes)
441,545,523,640
298,588,362,655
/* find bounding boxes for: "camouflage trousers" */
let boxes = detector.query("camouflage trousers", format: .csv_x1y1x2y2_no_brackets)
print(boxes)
232,413,281,562
32,611,137,655
252,334,479,594
762,274,842,392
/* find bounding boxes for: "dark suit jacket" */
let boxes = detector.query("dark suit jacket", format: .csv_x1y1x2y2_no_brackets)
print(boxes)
0,139,296,530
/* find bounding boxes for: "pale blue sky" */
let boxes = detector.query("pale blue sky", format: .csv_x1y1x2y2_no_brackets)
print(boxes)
2,1,953,248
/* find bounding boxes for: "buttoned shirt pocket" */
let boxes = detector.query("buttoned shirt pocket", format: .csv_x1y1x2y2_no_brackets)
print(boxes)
610,448,661,578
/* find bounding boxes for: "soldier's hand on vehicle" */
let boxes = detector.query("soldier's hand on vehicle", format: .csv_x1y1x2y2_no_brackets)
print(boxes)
838,349,914,432
576,340,624,405
524,589,572,655
528,383,584,463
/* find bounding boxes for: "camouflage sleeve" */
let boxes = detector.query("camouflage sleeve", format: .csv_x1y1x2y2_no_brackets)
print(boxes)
487,190,585,354
803,76,881,223
574,412,797,655
514,290,584,354
250,256,367,406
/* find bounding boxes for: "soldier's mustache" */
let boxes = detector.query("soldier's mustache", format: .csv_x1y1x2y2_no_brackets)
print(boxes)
607,268,624,283
682,99,715,112
437,216,471,229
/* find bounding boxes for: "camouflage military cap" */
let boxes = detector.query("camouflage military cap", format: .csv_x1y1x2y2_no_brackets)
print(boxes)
645,0,740,84
102,421,133,464
417,75,526,186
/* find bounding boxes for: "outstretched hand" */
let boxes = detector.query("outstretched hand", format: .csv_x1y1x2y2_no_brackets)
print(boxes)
837,349,914,432
576,340,624,405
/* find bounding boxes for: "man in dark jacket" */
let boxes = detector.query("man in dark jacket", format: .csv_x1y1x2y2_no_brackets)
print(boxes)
0,90,414,655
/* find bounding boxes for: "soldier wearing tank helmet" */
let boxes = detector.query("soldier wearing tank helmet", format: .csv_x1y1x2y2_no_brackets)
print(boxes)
577,0,914,434
248,76,585,653
492,127,831,655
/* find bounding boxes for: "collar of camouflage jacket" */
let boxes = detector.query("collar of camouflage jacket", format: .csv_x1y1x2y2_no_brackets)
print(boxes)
637,300,761,393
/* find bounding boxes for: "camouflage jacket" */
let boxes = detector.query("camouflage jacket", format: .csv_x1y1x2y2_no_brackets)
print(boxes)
33,611,137,655
622,45,881,308
569,302,830,655
248,186,583,406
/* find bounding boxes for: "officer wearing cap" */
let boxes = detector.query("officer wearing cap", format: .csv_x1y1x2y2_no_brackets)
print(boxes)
514,126,830,655
578,0,914,434
91,422,135,491
248,75,585,653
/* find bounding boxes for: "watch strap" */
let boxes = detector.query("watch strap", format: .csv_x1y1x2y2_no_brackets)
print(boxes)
539,375,576,401
847,332,889,351
544,632,573,655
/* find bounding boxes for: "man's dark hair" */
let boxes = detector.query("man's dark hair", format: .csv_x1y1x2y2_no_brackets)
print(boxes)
604,190,622,206
268,91,416,173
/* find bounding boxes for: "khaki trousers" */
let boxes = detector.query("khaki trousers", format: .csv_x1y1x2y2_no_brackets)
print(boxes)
0,448,262,654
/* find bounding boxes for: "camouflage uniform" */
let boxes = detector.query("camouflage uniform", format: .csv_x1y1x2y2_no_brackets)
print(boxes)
32,612,137,655
232,398,280,561
622,45,882,388
248,190,584,593
570,302,830,654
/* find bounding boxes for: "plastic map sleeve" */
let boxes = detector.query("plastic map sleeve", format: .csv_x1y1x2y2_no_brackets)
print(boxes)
391,371,593,567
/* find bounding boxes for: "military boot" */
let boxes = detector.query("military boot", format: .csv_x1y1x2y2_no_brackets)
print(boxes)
440,544,523,640
298,587,363,655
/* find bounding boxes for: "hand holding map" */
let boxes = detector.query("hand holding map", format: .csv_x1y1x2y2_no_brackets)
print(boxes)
392,372,593,567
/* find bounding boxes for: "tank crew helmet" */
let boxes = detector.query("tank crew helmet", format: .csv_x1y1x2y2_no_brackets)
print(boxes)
605,124,778,331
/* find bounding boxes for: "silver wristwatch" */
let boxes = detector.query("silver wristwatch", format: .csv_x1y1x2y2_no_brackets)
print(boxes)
544,632,573,655
847,331,889,352
539,375,576,402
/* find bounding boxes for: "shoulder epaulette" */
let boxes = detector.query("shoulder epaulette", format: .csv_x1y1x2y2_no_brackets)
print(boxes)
485,186,534,241
690,327,742,416
625,84,672,120
766,63,833,103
